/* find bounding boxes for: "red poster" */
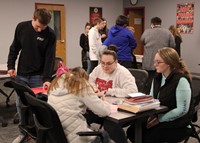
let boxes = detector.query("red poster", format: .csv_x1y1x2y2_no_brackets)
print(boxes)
90,7,102,24
176,3,194,34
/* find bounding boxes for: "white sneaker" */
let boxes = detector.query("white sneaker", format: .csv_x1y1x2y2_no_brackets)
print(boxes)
12,135,24,143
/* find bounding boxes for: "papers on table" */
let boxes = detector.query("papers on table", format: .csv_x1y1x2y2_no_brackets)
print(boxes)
118,93,160,113
118,100,160,113
128,92,146,97
124,96,154,105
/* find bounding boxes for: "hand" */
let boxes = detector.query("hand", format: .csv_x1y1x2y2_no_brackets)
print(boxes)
97,91,106,97
7,69,16,77
146,115,159,129
101,34,106,38
43,81,50,90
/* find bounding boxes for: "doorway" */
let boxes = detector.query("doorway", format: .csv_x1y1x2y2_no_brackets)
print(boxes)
125,7,145,55
35,3,67,64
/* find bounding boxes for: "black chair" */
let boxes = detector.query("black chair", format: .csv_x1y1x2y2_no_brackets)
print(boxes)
8,80,37,142
128,68,148,93
10,81,108,143
24,91,68,143
184,76,200,142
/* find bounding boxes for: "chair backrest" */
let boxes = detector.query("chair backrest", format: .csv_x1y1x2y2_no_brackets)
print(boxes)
8,80,36,129
24,91,68,143
128,68,148,93
191,76,200,122
9,80,35,105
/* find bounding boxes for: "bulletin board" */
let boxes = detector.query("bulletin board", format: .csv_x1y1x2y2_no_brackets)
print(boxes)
176,3,194,34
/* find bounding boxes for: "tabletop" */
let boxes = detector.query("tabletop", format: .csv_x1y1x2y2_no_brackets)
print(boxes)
104,96,168,143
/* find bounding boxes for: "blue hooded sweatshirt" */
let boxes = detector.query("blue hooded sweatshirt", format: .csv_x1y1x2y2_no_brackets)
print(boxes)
103,25,137,61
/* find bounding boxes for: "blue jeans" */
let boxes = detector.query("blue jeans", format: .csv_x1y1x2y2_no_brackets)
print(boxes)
86,52,91,74
15,75,43,135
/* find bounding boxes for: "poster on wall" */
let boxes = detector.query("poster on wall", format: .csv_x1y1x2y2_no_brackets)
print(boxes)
90,7,102,24
176,3,194,34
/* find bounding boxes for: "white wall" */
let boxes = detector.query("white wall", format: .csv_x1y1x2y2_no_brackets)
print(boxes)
124,0,200,74
0,0,123,68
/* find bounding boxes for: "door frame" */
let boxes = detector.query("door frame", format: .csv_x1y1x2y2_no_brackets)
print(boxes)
124,7,145,55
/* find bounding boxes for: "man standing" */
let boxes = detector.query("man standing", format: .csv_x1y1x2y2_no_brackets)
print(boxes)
7,8,56,143
141,17,175,94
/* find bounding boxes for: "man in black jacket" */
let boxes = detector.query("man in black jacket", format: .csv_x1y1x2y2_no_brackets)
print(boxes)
7,8,56,143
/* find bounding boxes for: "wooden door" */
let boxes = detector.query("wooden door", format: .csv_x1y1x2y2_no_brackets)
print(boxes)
35,3,66,64
128,9,144,55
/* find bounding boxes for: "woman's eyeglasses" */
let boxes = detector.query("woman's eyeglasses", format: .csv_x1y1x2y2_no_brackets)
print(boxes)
100,60,116,66
153,60,165,65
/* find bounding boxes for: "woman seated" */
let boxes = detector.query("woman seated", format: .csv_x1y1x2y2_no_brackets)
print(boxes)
127,47,193,143
89,45,138,98
48,67,112,143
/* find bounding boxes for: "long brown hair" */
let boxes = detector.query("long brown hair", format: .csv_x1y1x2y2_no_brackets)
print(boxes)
169,25,182,40
157,47,191,81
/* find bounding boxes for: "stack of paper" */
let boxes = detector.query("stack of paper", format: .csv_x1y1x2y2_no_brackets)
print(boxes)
118,94,160,113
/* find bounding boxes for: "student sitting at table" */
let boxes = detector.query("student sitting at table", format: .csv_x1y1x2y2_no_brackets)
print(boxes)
47,67,112,143
89,45,138,98
127,47,193,143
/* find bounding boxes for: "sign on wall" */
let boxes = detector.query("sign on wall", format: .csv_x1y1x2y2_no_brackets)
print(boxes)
89,7,102,24
176,3,194,34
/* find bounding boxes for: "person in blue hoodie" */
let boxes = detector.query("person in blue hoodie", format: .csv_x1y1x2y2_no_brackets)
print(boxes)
103,15,137,69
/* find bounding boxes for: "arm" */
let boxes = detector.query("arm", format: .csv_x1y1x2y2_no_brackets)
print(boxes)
158,78,191,122
43,30,56,83
7,24,22,72
80,34,88,52
140,31,146,45
88,29,99,55
169,33,176,48
106,69,138,97
128,31,137,50
80,91,111,117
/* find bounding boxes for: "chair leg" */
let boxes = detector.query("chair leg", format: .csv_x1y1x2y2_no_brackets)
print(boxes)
6,89,15,107
0,116,8,127
190,123,200,142
13,112,20,124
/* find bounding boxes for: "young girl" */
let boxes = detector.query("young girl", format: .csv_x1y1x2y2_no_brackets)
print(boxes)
48,67,111,143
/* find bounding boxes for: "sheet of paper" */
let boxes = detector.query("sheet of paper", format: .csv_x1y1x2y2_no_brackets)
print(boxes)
32,87,47,94
128,92,145,97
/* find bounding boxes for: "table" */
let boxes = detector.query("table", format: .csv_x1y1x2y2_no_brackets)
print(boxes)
103,97,168,143
0,64,14,106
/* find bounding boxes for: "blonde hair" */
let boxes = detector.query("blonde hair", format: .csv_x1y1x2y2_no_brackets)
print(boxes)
169,25,182,40
48,67,93,96
157,47,191,81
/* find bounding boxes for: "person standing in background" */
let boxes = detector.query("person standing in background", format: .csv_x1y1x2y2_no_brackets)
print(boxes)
103,15,137,69
99,18,109,43
88,18,104,73
7,8,56,143
127,26,138,69
79,22,91,72
169,25,182,57
141,17,175,94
